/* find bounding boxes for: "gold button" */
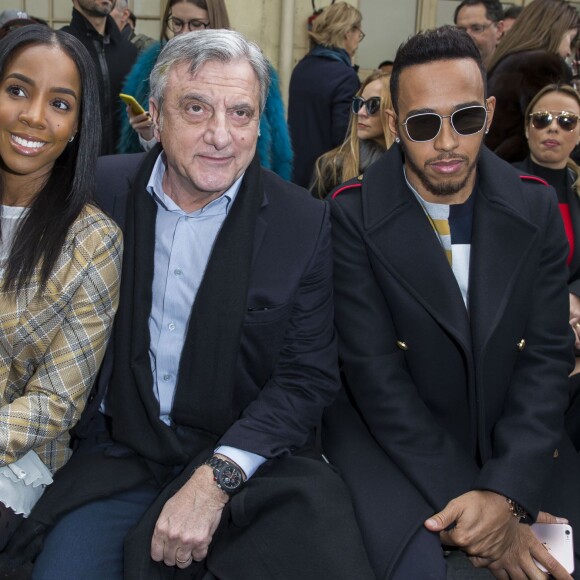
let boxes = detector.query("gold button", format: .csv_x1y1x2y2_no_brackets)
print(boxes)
517,339,526,351
553,449,559,459
396,340,408,351
357,174,363,181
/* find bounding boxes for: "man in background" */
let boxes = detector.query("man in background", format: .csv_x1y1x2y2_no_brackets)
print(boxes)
502,5,523,34
454,0,504,67
110,0,155,52
62,0,137,154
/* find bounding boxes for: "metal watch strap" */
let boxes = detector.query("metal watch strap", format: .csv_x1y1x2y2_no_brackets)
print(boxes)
203,456,243,496
506,497,528,521
204,456,225,472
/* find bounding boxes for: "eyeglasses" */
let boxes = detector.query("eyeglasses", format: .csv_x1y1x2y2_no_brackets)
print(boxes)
529,111,579,131
456,22,494,35
354,26,365,41
401,105,488,142
352,96,381,116
166,16,210,33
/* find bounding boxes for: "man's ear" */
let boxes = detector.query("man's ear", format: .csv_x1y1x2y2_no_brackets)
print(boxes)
485,96,496,133
386,109,399,141
149,98,161,142
495,20,505,42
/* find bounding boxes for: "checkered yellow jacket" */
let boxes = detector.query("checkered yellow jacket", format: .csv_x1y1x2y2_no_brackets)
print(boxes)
0,204,122,474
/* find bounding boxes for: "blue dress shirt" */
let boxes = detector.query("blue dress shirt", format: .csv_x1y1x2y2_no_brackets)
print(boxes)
146,153,265,478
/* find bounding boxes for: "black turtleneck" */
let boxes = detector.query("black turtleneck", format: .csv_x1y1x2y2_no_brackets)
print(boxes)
529,160,569,204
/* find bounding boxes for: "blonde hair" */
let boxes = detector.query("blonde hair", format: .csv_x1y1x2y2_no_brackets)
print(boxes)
488,0,579,72
525,82,580,192
309,2,362,50
311,71,394,198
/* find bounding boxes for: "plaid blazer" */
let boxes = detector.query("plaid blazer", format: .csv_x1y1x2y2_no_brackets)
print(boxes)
0,204,122,474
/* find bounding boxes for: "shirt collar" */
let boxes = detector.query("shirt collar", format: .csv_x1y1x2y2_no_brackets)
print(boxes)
146,152,243,216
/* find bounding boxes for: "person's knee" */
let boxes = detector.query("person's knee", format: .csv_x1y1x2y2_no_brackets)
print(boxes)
390,526,446,580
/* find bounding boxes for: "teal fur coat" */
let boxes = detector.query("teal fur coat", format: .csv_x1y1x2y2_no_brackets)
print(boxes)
117,42,294,181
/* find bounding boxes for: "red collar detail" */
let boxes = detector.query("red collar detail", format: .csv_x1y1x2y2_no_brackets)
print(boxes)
331,183,362,199
519,175,549,186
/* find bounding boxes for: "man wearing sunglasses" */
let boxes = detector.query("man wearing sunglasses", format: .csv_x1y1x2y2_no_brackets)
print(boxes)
325,25,580,579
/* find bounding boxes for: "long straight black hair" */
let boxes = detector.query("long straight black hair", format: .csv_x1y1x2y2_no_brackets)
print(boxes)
0,25,101,292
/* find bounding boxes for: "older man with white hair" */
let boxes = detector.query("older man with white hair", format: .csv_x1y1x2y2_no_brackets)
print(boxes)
20,29,373,580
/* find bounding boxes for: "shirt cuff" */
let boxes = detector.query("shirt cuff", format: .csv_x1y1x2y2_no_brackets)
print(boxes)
138,133,158,152
214,446,266,480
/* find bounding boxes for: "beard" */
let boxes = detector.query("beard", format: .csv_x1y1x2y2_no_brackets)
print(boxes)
78,0,114,17
401,140,481,198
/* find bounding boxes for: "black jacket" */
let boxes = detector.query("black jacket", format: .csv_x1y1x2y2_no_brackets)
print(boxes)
288,47,360,188
61,9,137,155
324,144,580,577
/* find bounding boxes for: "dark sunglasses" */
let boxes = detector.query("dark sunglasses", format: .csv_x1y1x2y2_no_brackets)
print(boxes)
352,96,382,116
401,105,488,142
529,111,579,131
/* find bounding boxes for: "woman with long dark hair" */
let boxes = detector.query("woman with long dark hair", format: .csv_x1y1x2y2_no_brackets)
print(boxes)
0,25,122,543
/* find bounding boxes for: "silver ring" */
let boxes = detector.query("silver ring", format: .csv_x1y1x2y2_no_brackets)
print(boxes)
176,554,192,565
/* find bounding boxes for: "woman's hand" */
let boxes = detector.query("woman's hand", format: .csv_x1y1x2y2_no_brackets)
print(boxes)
126,105,154,141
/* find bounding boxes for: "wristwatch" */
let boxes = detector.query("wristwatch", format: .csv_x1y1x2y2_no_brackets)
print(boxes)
203,456,245,497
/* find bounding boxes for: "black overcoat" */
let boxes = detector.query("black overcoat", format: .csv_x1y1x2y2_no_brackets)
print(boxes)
323,144,580,578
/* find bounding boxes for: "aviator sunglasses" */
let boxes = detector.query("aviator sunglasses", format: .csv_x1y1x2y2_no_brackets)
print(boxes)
529,111,579,132
401,105,488,142
352,96,382,116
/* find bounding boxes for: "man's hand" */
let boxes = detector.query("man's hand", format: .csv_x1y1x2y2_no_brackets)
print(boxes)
470,520,573,580
150,465,229,568
424,490,518,560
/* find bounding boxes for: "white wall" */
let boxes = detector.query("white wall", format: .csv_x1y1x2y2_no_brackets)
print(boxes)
357,0,418,69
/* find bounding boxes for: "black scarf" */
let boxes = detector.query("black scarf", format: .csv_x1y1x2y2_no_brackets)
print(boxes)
109,146,264,465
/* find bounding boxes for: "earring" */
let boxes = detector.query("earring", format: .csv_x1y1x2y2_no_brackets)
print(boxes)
68,135,75,143
485,128,489,135
395,137,400,143
258,128,261,137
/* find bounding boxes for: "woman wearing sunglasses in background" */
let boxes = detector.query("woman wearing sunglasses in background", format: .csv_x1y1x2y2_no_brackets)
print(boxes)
486,0,579,163
310,71,393,199
117,0,293,180
515,84,580,341
514,82,580,452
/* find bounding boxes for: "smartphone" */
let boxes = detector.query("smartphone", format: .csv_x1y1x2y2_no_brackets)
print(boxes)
119,93,146,115
531,523,574,573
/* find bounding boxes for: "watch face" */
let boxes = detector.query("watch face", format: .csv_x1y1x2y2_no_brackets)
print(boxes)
218,465,243,492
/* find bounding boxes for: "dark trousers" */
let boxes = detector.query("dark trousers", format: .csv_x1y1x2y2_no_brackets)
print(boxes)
32,451,374,580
